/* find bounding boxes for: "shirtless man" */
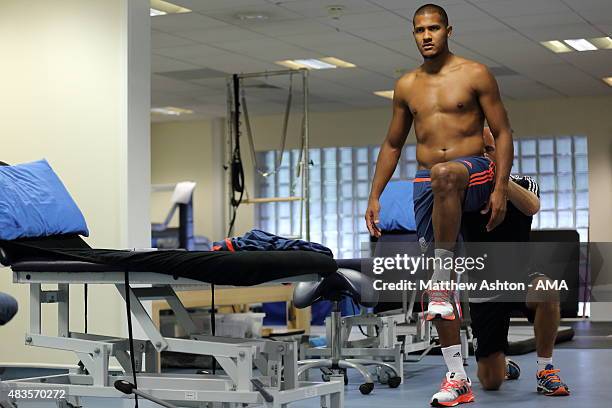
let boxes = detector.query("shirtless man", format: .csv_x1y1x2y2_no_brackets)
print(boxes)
365,4,513,406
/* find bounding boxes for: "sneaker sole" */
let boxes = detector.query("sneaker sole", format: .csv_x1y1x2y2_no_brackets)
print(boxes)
426,313,456,321
431,394,475,407
537,386,570,396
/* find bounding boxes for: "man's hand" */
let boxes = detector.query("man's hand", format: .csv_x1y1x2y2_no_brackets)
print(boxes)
481,189,508,231
365,198,382,237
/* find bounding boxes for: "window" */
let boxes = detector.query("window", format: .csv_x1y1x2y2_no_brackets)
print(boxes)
255,136,589,257
514,136,589,242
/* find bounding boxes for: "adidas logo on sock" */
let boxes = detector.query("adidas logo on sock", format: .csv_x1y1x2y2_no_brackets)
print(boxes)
453,352,461,357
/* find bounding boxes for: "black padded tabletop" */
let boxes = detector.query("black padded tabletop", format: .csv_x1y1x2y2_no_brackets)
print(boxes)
5,248,336,286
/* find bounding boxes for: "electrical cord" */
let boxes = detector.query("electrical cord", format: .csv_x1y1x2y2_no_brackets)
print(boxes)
124,269,139,408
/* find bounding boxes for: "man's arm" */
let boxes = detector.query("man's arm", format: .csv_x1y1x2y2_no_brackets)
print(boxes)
507,176,540,216
474,65,514,231
366,78,413,237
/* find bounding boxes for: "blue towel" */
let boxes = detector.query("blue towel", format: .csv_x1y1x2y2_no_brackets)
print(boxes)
213,229,333,257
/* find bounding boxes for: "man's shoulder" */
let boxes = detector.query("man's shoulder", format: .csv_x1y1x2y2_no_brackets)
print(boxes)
397,69,418,85
395,70,419,97
453,57,490,77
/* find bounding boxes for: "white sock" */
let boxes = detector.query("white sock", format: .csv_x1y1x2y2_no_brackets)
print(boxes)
432,248,454,282
442,344,467,379
537,356,553,372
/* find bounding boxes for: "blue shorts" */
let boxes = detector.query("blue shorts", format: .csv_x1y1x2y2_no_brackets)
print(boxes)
413,156,495,246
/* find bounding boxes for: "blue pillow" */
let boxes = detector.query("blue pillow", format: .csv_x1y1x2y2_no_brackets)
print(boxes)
378,181,416,232
0,160,89,240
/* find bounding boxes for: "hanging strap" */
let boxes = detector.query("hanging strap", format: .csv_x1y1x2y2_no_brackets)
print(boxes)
242,74,294,177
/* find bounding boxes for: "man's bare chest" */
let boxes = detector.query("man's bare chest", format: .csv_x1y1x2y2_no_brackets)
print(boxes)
406,77,478,116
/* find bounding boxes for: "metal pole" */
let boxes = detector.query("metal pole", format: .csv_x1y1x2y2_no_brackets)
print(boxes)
226,77,234,236
234,68,306,79
303,69,311,242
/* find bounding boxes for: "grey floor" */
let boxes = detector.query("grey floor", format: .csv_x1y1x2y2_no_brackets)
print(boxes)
3,321,611,407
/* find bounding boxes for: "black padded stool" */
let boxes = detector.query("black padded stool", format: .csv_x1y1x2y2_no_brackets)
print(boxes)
293,268,401,394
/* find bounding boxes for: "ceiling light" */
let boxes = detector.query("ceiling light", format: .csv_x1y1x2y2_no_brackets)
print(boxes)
150,0,191,16
540,40,573,53
564,39,597,51
294,59,337,69
275,57,356,70
320,57,356,68
150,8,167,16
603,77,612,87
374,90,394,100
275,60,307,70
235,13,269,21
275,59,335,70
151,107,193,116
589,37,612,50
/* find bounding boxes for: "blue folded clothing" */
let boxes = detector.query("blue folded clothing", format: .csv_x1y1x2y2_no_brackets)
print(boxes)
213,229,333,257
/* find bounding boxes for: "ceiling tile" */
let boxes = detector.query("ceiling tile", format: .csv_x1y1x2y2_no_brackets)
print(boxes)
154,44,230,60
557,51,612,78
151,90,198,107
152,54,201,73
521,23,605,41
185,52,280,74
274,0,382,18
472,0,572,18
565,0,612,11
511,63,610,96
307,78,373,99
367,0,463,11
594,23,612,32
152,31,198,49
574,9,612,25
215,38,314,60
347,25,412,41
450,17,510,33
190,78,228,91
281,30,362,49
394,2,492,21
384,38,424,60
151,13,229,32
495,76,562,99
448,42,502,66
501,12,585,29
172,26,266,44
315,11,409,31
152,74,207,92
170,0,271,12
309,68,396,91
201,4,302,25
247,18,338,36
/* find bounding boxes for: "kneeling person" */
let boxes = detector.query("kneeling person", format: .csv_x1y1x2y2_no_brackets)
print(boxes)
462,128,570,396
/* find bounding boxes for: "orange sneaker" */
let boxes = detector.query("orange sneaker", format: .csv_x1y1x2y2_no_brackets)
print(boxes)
430,372,475,407
536,364,570,396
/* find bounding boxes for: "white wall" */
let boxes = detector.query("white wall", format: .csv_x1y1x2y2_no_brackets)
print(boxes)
0,0,150,364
